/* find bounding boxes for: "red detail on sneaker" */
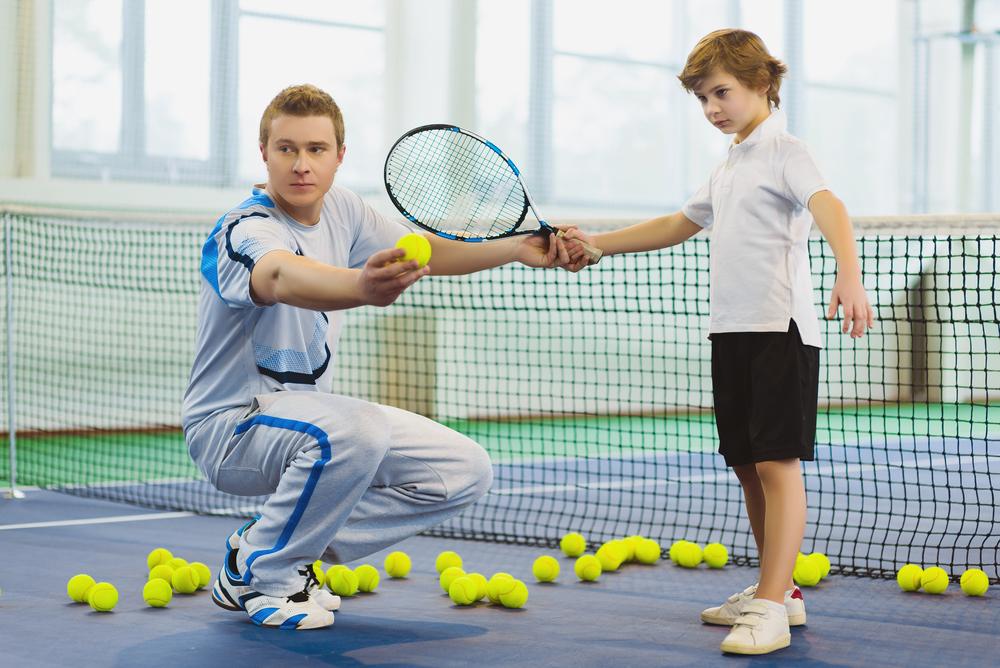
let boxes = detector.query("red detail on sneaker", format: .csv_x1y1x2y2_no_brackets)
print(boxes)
790,587,804,600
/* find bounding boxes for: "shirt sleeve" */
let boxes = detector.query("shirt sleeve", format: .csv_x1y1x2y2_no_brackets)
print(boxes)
211,213,293,308
781,140,829,209
681,178,714,229
346,193,411,269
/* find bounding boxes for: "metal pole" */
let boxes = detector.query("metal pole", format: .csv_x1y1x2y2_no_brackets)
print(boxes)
4,214,23,500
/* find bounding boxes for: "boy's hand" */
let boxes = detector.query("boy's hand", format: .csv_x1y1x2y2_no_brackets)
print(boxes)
827,273,874,338
516,231,571,269
360,248,429,306
559,227,600,273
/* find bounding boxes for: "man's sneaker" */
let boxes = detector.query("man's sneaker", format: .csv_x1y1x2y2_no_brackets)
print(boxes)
701,584,806,626
720,599,791,655
243,589,334,630
299,564,341,612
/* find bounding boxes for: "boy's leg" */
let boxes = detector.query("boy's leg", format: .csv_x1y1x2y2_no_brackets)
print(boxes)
732,463,765,552
754,458,806,603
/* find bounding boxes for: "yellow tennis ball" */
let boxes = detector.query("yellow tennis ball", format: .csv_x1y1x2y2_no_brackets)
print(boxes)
329,568,360,597
439,566,466,593
623,535,645,562
395,233,432,268
574,555,602,581
668,540,686,564
560,532,586,557
325,564,349,589
384,551,412,578
466,572,488,601
807,552,831,579
143,579,173,608
703,543,729,569
148,564,175,584
486,573,515,604
312,560,325,582
88,582,118,612
635,539,662,565
146,548,173,571
499,579,529,609
354,564,380,593
960,568,989,597
189,562,211,589
166,557,188,570
596,542,626,572
793,557,821,587
435,550,463,574
172,565,200,594
67,574,96,603
921,566,949,594
675,542,702,568
532,555,560,582
448,576,480,606
897,564,923,591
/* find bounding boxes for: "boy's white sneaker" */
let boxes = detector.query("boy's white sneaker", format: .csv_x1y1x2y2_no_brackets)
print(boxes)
701,583,806,626
720,599,791,655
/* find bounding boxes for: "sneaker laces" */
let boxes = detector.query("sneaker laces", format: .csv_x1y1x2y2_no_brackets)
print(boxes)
298,564,323,593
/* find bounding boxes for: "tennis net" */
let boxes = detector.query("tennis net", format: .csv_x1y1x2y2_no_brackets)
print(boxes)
1,205,997,580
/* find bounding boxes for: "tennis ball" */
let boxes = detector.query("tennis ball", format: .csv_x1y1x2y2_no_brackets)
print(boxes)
395,233,432,268
166,557,188,570
596,543,625,572
172,565,200,594
499,579,529,609
532,555,560,582
354,564,380,593
325,564,349,588
189,562,211,589
435,550,463,574
466,572,488,601
703,543,729,569
143,579,172,608
439,566,466,593
574,555,602,581
807,552,831,579
921,566,949,594
384,551,412,578
960,568,989,597
793,557,821,587
448,576,480,606
88,582,118,612
896,564,923,591
148,564,175,584
312,560,325,582
146,547,173,570
635,539,662,565
623,535,645,562
668,540,686,564
67,574,96,603
676,542,702,568
560,532,586,557
329,568,360,597
487,573,516,603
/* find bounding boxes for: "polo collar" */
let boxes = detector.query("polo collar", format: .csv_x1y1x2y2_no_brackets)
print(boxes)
730,109,785,150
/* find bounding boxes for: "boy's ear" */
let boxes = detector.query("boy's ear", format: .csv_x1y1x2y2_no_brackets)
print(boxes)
260,143,268,162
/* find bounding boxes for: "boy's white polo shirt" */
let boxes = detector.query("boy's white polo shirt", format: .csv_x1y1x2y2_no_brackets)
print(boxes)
682,110,828,348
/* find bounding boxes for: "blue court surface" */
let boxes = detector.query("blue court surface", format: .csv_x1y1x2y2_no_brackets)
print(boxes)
2,490,998,667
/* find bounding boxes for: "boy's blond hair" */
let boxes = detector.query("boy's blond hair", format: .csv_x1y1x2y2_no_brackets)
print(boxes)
259,84,345,149
678,29,788,108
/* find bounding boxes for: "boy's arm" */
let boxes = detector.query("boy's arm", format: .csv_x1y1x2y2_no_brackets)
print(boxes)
808,190,875,337
560,212,703,271
422,232,569,275
250,247,427,310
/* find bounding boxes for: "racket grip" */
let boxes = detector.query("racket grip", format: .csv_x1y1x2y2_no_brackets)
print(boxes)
554,229,603,263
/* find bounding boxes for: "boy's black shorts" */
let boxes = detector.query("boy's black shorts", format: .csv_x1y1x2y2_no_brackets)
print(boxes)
710,319,820,467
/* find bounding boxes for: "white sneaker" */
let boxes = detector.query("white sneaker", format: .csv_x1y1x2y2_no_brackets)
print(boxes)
298,564,342,612
720,599,791,655
243,589,335,630
701,584,806,626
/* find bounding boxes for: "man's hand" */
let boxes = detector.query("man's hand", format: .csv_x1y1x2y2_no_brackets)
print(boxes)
515,231,571,269
359,248,429,307
827,273,874,338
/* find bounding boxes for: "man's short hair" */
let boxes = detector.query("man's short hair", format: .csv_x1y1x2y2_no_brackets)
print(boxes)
259,84,345,148
678,29,788,108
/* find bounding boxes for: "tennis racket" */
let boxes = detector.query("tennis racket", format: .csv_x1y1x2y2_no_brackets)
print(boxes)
383,124,602,262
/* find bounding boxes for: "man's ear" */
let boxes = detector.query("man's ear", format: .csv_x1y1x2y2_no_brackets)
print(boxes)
337,144,346,165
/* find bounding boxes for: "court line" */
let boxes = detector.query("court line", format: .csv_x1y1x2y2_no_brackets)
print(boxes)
0,511,194,531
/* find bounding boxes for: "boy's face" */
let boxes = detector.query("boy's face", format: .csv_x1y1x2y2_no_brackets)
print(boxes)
692,69,770,141
261,114,345,218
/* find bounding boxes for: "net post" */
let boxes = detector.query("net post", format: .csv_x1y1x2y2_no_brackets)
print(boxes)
3,213,21,500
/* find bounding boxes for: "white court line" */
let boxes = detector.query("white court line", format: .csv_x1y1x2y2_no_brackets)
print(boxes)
0,511,194,531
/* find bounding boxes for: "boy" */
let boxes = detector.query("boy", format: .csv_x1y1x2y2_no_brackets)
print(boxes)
562,30,874,654
182,84,570,630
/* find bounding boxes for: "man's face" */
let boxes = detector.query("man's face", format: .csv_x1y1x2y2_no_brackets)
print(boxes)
693,69,769,139
261,114,345,216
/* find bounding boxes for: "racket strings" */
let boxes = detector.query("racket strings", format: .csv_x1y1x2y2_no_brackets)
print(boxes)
386,129,528,238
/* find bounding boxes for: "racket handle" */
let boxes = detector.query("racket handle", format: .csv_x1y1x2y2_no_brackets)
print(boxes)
555,229,603,263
